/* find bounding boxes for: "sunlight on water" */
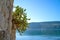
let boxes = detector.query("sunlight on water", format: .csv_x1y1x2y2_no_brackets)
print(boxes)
16,31,60,40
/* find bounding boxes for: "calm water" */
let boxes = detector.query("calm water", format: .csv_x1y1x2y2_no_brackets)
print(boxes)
16,30,60,40
16,36,60,40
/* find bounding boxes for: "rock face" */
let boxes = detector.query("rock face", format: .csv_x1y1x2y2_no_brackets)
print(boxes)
0,0,14,40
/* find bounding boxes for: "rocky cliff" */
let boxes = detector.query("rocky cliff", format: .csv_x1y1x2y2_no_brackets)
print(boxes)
0,0,13,40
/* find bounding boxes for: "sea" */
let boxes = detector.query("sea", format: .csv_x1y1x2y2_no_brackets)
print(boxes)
16,29,60,40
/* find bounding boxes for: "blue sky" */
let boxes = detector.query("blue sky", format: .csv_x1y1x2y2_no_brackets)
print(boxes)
14,0,60,22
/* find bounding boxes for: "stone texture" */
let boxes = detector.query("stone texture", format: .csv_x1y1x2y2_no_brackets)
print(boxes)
0,0,14,40
0,31,5,40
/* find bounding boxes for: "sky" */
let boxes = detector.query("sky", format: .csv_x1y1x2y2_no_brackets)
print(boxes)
14,0,60,22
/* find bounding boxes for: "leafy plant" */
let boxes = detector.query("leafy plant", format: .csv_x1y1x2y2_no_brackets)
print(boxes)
12,6,30,34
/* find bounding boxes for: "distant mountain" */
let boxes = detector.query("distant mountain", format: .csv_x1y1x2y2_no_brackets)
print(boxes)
22,21,60,35
29,21,60,30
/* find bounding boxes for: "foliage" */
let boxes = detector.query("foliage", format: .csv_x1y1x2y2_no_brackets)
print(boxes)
12,6,30,34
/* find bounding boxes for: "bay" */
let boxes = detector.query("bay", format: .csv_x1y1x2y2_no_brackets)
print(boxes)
16,30,60,40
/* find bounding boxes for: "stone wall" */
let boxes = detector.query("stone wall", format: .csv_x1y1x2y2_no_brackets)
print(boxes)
0,31,4,40
0,0,14,40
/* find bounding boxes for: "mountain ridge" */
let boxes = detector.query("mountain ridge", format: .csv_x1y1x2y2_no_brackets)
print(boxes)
30,21,60,23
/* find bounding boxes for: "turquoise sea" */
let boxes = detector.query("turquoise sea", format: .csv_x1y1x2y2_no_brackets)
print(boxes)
16,22,60,40
16,29,60,40
16,35,60,40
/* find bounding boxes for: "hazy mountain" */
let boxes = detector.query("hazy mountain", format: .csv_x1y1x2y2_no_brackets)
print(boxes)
28,21,60,30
